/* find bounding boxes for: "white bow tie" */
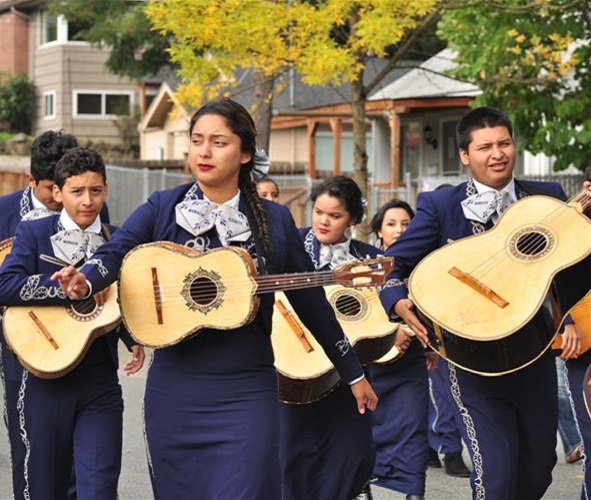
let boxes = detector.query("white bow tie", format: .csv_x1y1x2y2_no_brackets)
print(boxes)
319,242,355,269
175,198,251,247
50,229,105,266
461,190,513,224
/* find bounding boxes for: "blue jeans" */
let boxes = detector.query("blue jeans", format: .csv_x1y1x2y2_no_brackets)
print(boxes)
556,357,581,456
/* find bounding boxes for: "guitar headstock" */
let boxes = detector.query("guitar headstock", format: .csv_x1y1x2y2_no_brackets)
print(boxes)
333,256,393,287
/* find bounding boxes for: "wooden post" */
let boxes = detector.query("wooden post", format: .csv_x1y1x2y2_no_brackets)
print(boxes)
307,120,319,178
329,118,342,176
389,111,401,188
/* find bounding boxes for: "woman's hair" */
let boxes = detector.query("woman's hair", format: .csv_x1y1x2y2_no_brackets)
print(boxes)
256,176,279,194
310,175,364,224
370,199,415,237
189,98,271,255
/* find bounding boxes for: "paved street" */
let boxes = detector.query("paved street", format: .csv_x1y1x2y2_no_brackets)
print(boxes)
0,346,584,499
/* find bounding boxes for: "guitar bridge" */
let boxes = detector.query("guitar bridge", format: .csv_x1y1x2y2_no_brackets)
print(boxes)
152,267,164,325
448,267,510,309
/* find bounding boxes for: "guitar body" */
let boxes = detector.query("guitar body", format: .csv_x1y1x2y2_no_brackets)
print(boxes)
3,284,121,378
409,195,591,375
272,287,397,403
119,242,259,348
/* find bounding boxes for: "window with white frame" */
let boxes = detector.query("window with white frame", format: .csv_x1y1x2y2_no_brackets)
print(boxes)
73,91,134,118
40,10,90,46
43,91,56,119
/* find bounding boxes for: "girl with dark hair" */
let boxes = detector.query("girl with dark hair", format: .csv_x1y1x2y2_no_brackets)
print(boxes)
367,199,431,500
52,99,377,499
279,175,379,500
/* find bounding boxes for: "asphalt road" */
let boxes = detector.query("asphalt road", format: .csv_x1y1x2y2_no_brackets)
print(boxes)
0,346,584,499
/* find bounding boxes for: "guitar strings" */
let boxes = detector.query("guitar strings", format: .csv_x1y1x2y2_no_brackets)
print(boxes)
460,193,591,282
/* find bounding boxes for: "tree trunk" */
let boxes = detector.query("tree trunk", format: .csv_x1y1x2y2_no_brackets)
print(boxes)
351,70,370,241
250,71,274,153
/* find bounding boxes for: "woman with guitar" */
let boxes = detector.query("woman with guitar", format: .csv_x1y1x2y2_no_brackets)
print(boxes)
52,99,378,499
279,175,380,500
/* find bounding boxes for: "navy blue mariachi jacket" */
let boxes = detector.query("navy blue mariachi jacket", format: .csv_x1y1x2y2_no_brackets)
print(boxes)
74,182,364,384
0,215,134,370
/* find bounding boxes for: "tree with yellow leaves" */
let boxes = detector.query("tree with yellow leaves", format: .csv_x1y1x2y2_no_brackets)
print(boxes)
145,0,441,199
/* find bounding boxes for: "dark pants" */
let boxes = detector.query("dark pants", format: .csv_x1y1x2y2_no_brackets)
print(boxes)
566,351,591,500
428,358,463,455
7,338,123,500
448,353,557,500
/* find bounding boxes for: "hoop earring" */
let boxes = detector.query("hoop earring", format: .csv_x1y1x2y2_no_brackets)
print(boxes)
344,226,353,240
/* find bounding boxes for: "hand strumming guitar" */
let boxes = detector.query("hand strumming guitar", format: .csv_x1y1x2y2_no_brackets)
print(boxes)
51,266,91,301
394,298,430,348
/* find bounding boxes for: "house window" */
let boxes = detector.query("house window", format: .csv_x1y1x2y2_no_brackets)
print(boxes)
40,11,90,46
400,122,421,182
43,91,56,119
41,11,58,44
73,91,133,118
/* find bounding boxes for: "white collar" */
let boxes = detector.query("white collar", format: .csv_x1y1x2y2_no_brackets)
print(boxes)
203,190,241,210
472,178,517,202
58,209,101,234
30,189,48,210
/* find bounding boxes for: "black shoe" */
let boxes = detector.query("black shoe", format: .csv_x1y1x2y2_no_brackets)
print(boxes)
426,447,442,468
353,483,373,500
444,452,471,477
405,495,425,500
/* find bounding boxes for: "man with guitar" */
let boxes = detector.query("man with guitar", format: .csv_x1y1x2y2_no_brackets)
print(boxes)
0,130,109,496
0,147,144,499
380,107,580,499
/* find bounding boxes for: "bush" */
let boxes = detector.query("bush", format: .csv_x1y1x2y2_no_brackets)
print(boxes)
0,73,36,134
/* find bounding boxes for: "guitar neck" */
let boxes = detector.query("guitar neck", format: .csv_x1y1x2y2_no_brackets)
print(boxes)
255,271,337,294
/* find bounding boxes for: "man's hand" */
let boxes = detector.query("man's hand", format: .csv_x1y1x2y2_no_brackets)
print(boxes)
51,266,90,300
560,323,581,360
394,299,430,348
350,378,378,414
394,326,414,357
123,345,146,375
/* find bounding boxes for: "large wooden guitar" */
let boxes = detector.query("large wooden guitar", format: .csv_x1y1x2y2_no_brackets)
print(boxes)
272,287,398,404
3,285,121,379
408,192,591,376
118,242,393,348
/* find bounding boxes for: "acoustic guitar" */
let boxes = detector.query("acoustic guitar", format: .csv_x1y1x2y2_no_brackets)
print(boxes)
272,286,398,404
3,284,121,379
408,191,591,376
118,242,393,348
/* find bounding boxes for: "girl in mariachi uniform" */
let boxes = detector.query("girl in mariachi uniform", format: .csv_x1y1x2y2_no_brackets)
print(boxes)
368,199,430,500
52,99,378,500
279,175,379,500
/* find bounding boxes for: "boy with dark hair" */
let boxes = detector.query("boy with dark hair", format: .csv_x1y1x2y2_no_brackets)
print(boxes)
0,147,144,499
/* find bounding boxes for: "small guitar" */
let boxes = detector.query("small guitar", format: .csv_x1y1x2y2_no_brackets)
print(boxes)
272,286,397,404
118,242,393,348
3,284,121,379
409,191,591,376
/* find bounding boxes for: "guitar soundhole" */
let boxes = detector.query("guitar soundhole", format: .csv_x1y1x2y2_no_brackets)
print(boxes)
516,232,547,256
509,226,554,261
66,299,103,322
190,277,218,305
334,294,362,318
